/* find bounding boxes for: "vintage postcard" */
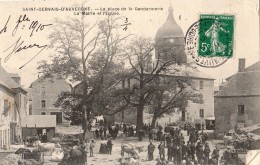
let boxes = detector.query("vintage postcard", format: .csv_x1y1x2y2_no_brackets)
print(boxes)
0,0,259,164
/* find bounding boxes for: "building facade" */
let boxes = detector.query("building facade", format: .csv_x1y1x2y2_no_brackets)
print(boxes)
154,5,214,126
26,76,71,124
0,64,27,148
184,77,214,124
113,5,215,128
215,59,260,136
116,72,214,127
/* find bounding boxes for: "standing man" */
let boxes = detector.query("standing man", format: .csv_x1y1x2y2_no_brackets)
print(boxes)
196,141,203,164
99,127,103,140
89,139,95,157
95,129,99,139
81,141,88,163
212,145,220,164
138,129,144,141
103,127,107,139
107,138,113,154
42,133,47,143
148,141,155,161
158,141,165,159
190,142,196,161
181,141,187,161
204,142,211,164
167,141,173,161
148,130,153,141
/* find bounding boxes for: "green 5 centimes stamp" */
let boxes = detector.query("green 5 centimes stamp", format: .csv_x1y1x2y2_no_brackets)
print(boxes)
185,14,235,68
199,14,234,58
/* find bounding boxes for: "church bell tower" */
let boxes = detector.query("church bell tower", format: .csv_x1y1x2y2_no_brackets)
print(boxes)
155,4,187,65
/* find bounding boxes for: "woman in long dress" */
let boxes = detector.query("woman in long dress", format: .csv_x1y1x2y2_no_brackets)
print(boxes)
205,18,229,55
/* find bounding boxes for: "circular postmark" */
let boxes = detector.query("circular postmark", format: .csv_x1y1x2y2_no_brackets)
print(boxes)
185,17,234,68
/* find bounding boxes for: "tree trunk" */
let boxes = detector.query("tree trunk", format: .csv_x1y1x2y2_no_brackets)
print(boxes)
136,104,144,135
82,104,87,141
151,115,158,129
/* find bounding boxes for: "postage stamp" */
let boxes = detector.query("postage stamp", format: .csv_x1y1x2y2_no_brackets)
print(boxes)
185,14,235,67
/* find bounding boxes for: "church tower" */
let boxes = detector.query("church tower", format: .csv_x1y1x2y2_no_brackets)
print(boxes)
155,4,187,64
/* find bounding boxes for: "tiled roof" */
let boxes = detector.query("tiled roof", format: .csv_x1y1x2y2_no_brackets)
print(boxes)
0,66,19,89
244,61,260,71
215,71,260,97
29,75,70,88
226,61,260,80
21,115,56,128
188,70,214,80
162,67,214,80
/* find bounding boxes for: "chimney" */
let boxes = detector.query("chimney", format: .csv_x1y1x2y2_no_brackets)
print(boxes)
219,79,225,91
238,58,245,72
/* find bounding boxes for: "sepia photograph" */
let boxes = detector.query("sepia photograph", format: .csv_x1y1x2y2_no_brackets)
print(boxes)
0,0,259,164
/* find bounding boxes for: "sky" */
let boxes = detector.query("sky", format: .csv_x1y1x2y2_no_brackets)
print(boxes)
0,0,259,87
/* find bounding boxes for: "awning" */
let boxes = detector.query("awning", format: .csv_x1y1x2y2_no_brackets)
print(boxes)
21,115,56,128
205,117,215,120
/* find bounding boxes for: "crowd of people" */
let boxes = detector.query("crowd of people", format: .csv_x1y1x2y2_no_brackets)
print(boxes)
94,124,120,140
146,125,218,165
144,124,246,165
67,121,247,165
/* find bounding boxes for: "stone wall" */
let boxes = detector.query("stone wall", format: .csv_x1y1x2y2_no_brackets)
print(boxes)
215,96,260,135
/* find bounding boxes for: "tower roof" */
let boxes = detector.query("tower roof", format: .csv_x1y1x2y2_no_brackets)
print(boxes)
155,4,184,39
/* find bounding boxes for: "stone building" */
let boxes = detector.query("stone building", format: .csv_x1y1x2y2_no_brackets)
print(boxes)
115,5,215,128
0,62,27,148
118,72,214,126
215,59,260,136
154,5,214,126
26,76,71,124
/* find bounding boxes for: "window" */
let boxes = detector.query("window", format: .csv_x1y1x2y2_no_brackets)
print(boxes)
3,100,9,116
238,105,245,115
41,112,46,115
42,100,46,108
4,100,8,111
4,130,6,145
199,81,203,89
19,94,21,108
7,129,9,145
41,87,46,94
199,109,204,118
13,104,17,121
29,99,32,115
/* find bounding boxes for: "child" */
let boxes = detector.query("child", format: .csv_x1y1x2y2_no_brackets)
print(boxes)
89,139,95,157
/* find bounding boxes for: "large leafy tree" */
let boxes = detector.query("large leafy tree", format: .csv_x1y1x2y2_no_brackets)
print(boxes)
38,15,130,138
121,37,177,133
147,66,203,128
121,37,203,131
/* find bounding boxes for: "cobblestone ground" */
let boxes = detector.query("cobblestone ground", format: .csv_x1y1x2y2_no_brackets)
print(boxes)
0,130,247,165
0,152,10,160
87,139,159,165
42,130,241,165
84,130,246,165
